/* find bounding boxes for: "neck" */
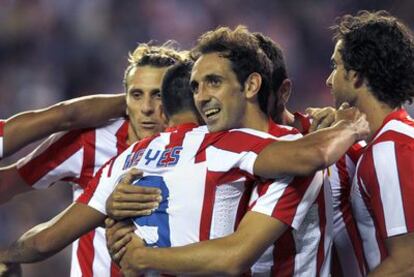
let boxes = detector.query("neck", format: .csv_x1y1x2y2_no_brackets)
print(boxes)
241,102,269,132
355,91,398,142
127,124,139,145
168,112,200,127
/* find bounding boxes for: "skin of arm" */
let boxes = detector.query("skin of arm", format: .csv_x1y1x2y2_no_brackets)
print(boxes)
368,232,414,277
254,111,369,178
0,203,105,263
3,93,125,157
118,211,287,276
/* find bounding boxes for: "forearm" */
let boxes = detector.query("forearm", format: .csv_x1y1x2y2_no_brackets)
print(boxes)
124,238,246,276
254,120,359,177
0,223,60,263
57,93,126,129
369,256,414,277
3,94,125,156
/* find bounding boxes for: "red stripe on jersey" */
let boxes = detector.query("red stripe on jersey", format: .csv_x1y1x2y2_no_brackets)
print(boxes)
213,132,274,154
357,152,388,260
272,231,295,276
234,180,254,229
336,156,367,275
271,176,314,226
316,189,326,275
268,119,301,137
77,161,108,204
115,121,129,154
248,180,271,209
110,262,121,277
18,130,84,186
347,143,365,164
395,143,414,232
75,130,96,188
0,120,4,136
294,112,311,135
77,230,95,277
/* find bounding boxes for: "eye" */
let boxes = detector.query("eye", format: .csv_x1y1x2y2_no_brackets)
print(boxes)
208,77,221,87
152,91,162,99
130,90,143,99
190,81,199,94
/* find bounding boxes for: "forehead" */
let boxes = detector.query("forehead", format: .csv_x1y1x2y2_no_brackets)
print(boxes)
126,66,168,89
191,52,234,81
332,40,344,62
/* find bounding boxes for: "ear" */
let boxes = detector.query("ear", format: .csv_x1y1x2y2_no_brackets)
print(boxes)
244,72,262,99
349,70,364,89
277,79,292,105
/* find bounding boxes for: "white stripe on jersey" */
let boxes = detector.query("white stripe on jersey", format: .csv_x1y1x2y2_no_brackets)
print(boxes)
92,228,112,276
31,149,84,189
249,177,291,218
291,172,324,230
373,142,408,236
0,137,3,159
206,146,258,175
352,176,381,271
94,120,125,175
373,119,414,140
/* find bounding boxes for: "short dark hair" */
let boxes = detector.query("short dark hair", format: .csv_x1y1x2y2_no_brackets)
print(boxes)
161,61,199,119
331,10,414,108
190,25,273,113
254,32,288,92
123,41,186,88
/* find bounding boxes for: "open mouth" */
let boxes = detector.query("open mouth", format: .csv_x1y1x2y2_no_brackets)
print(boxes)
204,108,221,119
140,122,157,128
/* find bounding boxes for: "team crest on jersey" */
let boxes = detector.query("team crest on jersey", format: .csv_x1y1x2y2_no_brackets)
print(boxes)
123,146,183,170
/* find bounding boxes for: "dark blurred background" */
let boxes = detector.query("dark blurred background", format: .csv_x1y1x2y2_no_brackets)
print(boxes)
0,0,413,275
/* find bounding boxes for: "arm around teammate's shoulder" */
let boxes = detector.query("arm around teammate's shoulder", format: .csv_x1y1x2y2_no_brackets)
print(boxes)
254,106,369,178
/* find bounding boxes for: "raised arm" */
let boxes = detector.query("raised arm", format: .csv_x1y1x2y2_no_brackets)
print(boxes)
2,93,125,157
0,203,105,264
254,106,369,177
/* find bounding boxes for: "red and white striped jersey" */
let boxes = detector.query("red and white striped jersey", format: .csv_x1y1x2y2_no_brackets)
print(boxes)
16,118,129,277
0,120,4,159
351,108,414,271
79,122,325,276
295,112,368,276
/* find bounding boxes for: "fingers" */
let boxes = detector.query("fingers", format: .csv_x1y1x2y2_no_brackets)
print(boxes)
338,102,350,110
106,220,135,264
119,168,144,185
306,106,336,132
115,184,162,197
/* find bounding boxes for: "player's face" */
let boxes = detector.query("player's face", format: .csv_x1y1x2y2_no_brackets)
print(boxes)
125,66,168,141
191,53,246,132
326,40,357,108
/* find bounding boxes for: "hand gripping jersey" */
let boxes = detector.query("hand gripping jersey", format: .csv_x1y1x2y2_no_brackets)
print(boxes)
351,109,414,271
16,118,129,277
79,121,326,276
294,112,367,276
0,120,4,159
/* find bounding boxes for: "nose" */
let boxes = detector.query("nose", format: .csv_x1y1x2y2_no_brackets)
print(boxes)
326,72,333,88
194,82,211,103
141,95,154,115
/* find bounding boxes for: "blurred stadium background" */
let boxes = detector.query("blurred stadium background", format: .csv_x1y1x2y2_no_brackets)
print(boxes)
0,0,413,275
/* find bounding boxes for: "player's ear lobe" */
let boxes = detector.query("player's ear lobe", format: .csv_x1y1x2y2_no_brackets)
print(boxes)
245,72,262,99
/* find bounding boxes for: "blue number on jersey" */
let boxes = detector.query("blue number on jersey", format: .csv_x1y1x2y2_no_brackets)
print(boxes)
131,176,171,247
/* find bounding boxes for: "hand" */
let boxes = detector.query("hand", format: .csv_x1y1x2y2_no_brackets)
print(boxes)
119,236,146,277
0,263,22,277
305,106,336,132
334,103,370,141
105,218,136,265
106,168,161,220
